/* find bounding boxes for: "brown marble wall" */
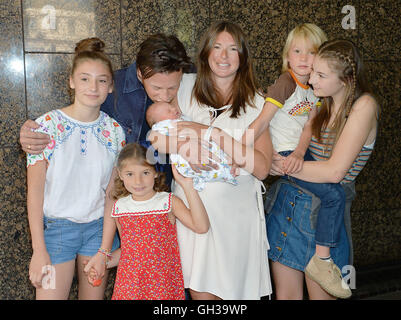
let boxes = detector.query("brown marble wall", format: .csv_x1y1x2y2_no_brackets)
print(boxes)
0,0,399,299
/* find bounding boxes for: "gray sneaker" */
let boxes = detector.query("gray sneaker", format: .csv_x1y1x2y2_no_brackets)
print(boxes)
305,254,352,299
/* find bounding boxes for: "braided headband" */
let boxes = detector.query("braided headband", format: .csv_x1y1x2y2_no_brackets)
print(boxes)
329,51,356,117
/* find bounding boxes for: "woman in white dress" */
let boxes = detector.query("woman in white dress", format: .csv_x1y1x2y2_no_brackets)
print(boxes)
149,21,273,300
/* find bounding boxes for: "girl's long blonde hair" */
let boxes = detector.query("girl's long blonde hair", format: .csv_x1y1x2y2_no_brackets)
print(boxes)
312,39,375,150
111,143,168,200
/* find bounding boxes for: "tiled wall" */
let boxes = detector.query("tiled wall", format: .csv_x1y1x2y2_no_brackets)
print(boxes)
0,0,399,299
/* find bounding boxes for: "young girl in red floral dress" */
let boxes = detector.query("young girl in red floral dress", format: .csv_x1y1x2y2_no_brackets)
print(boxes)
85,142,209,300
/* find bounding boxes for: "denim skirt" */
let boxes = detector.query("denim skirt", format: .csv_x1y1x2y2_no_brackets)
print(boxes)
265,179,350,273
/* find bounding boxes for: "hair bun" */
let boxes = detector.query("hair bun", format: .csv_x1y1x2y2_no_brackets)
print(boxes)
74,37,105,55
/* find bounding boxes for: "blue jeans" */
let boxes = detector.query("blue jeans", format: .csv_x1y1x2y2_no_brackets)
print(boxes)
279,150,345,247
43,216,120,265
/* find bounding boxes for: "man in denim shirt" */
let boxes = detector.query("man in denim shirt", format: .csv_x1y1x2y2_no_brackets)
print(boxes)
20,34,193,186
101,62,151,144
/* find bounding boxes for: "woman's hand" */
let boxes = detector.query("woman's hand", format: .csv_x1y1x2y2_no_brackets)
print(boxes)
29,250,52,288
149,121,219,172
176,137,219,173
20,119,50,154
174,121,219,171
106,248,121,269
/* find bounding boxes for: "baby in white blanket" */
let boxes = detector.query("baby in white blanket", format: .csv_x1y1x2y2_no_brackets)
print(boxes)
146,102,237,191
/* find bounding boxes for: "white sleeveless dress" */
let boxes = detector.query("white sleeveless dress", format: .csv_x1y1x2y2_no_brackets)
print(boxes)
172,74,272,299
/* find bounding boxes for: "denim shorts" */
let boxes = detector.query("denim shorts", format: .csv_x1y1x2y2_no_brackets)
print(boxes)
265,179,350,273
43,216,120,265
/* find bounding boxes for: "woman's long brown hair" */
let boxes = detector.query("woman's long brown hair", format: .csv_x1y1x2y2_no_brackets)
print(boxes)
192,21,258,118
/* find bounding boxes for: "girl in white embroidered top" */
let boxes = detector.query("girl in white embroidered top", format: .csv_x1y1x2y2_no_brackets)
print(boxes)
85,142,209,300
26,38,126,300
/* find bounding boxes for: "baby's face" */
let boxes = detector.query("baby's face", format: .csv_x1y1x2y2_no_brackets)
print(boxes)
156,103,182,122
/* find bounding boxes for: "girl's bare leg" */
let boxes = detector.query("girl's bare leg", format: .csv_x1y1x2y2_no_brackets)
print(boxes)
305,274,336,300
271,261,304,300
315,244,331,258
189,289,221,300
77,254,109,300
36,259,75,300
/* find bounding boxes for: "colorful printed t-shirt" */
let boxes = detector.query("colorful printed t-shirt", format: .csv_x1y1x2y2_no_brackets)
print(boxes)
27,109,126,223
267,70,320,152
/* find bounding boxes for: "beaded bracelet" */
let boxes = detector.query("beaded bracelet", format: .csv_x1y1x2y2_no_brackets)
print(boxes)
98,248,112,259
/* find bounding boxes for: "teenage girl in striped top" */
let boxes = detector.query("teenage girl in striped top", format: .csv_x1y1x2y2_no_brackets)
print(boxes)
270,39,378,299
244,24,355,299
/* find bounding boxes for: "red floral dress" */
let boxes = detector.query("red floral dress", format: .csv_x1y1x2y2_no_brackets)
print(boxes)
111,192,185,300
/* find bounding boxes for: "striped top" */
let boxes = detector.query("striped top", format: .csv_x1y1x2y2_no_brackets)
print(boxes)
309,130,374,183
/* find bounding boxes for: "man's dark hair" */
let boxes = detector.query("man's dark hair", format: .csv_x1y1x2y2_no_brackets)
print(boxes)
136,34,192,79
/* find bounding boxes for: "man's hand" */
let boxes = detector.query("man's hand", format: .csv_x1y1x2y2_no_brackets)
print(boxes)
20,119,50,154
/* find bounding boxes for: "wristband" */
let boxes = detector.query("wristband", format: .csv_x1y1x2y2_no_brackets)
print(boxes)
98,248,112,259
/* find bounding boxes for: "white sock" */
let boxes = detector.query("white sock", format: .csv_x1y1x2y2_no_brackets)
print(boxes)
317,255,332,262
